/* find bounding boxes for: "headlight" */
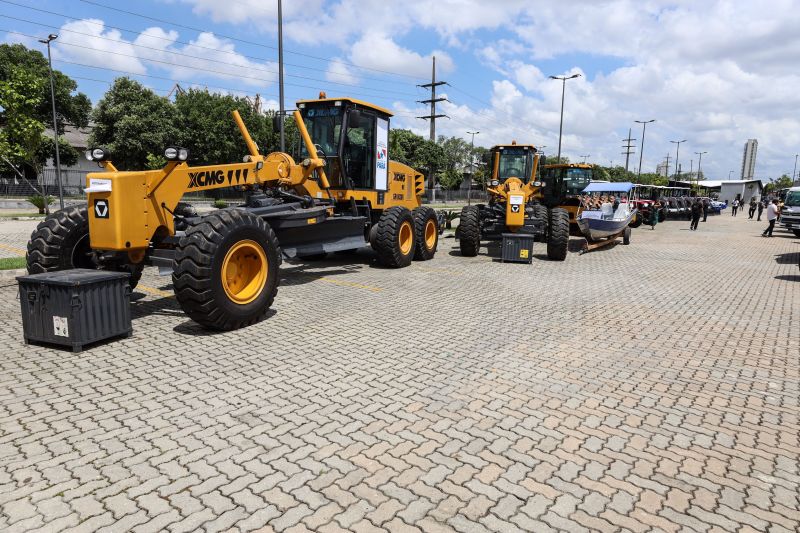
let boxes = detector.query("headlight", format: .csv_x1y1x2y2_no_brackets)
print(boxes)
532,181,542,187
490,180,499,186
86,147,108,161
164,146,189,161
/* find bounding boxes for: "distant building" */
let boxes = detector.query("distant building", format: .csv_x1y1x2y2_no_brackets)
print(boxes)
656,161,669,177
697,179,762,204
741,139,758,180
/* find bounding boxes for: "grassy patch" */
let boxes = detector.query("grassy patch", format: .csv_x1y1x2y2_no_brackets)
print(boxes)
0,257,26,270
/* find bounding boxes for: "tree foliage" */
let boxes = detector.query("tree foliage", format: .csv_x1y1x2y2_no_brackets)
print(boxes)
174,89,276,166
90,78,180,170
0,44,90,173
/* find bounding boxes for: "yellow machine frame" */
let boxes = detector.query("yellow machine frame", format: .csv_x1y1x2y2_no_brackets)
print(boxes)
486,143,541,231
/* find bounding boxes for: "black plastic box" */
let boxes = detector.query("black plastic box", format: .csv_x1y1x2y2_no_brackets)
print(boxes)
501,233,534,264
17,269,132,352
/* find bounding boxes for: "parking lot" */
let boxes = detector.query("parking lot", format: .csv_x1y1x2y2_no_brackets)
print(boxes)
1,214,798,532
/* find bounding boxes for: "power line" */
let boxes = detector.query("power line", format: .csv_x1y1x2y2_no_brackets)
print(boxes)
1,29,420,105
76,0,425,81
0,22,420,98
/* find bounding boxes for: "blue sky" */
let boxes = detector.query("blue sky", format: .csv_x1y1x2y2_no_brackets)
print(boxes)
3,0,799,181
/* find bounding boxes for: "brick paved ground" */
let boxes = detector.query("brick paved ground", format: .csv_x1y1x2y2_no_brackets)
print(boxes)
1,213,798,532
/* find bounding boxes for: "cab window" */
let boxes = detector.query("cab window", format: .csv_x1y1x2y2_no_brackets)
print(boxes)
497,148,533,182
343,110,376,189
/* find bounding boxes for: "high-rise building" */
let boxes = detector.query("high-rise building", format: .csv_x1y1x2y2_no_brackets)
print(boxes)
656,161,669,177
741,139,757,180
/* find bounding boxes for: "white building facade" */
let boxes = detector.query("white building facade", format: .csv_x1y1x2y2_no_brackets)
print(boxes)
740,139,758,180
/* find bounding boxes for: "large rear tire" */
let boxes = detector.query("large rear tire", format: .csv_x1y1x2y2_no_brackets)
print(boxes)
629,213,643,228
458,205,481,257
412,206,438,261
793,229,800,238
371,206,416,268
173,209,280,330
547,207,569,261
623,226,631,245
26,205,143,289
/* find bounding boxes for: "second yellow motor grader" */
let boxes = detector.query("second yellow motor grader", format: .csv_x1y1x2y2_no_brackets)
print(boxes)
26,95,439,330
457,142,569,261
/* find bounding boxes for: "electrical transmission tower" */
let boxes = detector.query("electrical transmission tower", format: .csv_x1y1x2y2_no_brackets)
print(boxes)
621,128,636,172
417,56,448,200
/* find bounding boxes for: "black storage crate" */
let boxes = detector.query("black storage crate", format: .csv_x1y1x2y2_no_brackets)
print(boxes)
17,269,132,352
501,233,535,264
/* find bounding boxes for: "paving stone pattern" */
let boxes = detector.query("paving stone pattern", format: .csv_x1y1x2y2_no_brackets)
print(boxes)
0,214,798,532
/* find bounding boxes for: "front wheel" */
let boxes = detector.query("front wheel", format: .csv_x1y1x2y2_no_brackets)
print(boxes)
629,213,643,228
26,205,143,289
371,206,416,268
172,209,280,330
547,208,569,261
458,205,481,257
623,226,631,245
793,229,800,237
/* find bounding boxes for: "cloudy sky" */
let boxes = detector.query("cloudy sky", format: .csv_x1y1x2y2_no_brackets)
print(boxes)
3,0,799,180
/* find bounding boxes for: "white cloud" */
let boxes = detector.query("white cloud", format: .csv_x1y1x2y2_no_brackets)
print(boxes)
55,19,148,74
349,31,454,79
325,58,358,85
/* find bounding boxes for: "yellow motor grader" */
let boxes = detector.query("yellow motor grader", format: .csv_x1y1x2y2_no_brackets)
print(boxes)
457,142,569,261
26,95,439,330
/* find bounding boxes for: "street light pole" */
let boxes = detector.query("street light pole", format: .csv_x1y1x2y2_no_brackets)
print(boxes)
635,119,655,180
277,0,285,152
728,170,733,179
39,33,62,212
549,73,581,164
793,154,799,184
466,131,479,205
694,151,707,187
670,139,686,181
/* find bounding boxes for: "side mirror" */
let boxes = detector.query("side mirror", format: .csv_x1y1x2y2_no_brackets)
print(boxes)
272,113,282,132
348,109,362,123
538,155,547,167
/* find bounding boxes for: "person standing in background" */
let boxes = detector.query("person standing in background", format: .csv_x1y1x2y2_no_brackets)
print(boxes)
732,198,739,216
702,198,709,222
748,198,757,219
690,198,703,230
762,199,780,237
757,199,765,221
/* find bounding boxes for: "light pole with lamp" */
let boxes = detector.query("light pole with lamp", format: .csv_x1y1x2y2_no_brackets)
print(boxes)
670,139,686,181
635,119,655,179
728,170,734,179
695,151,707,190
466,131,479,205
793,154,799,184
39,33,63,212
549,73,581,164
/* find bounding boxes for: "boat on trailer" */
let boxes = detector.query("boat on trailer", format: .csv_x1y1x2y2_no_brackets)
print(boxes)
577,181,638,252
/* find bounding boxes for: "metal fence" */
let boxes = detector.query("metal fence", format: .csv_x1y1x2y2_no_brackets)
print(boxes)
0,168,89,199
424,189,488,204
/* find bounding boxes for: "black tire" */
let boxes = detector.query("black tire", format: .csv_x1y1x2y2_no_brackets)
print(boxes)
792,229,800,238
531,204,549,242
458,205,481,257
547,208,569,261
370,206,416,268
172,209,280,330
412,206,438,261
26,205,143,289
629,213,643,228
623,226,631,245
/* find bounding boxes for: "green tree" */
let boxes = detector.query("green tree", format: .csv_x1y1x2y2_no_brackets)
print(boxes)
774,174,793,189
174,89,275,166
90,78,180,170
0,44,90,173
0,67,45,173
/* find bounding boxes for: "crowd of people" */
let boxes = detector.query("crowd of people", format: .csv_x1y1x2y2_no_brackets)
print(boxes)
729,196,783,237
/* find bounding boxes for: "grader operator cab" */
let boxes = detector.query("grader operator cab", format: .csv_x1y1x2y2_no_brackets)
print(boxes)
26,95,439,331
457,142,569,261
538,163,594,228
